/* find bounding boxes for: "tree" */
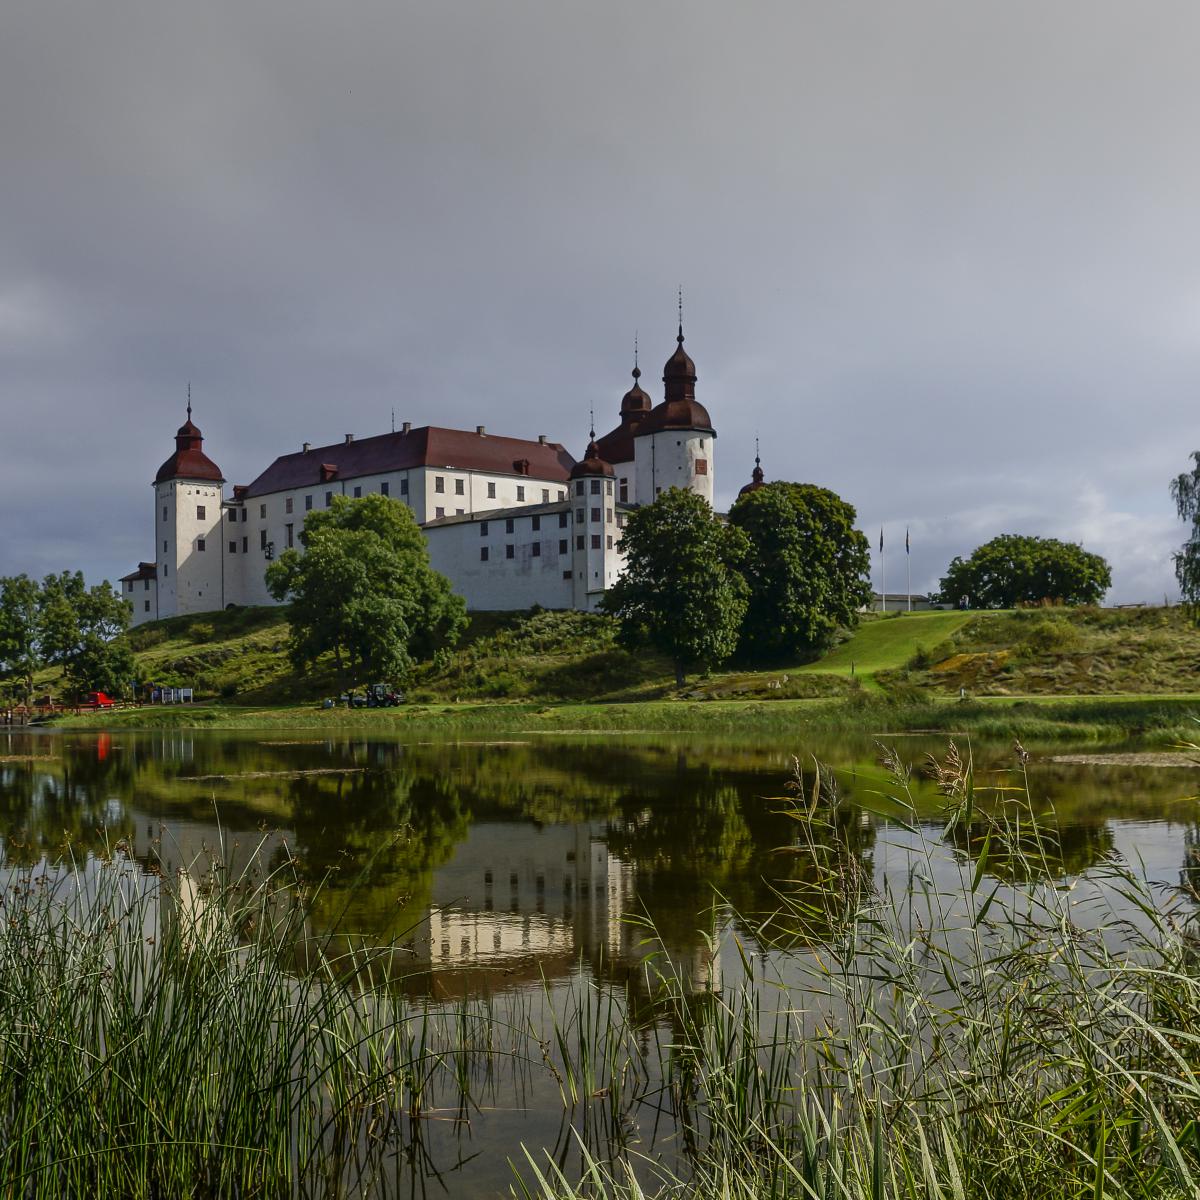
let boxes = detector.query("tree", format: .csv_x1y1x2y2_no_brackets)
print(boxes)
38,571,136,695
600,488,749,686
0,575,42,701
1170,452,1200,617
265,493,467,682
728,482,872,663
937,534,1111,609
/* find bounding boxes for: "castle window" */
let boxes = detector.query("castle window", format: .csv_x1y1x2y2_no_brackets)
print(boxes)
591,535,601,550
562,571,572,580
558,512,568,529
242,536,247,552
506,544,515,559
143,579,149,591
285,498,293,514
576,508,584,524
353,486,362,498
607,535,613,549
456,508,464,515
487,482,496,499
435,477,445,493
305,495,313,511
144,600,150,613
531,515,540,531
605,480,613,496
197,505,206,520
480,521,489,536
505,518,514,533
619,480,628,503
695,459,708,475
400,479,409,495
260,530,267,550
574,481,584,496
381,481,389,496
516,485,525,501
286,524,294,549
197,539,206,552
163,564,168,576
325,491,333,507
590,480,600,495
480,547,489,562
229,541,237,554
162,506,167,522
163,540,168,553
541,489,549,503
606,508,613,523
126,581,132,592
576,535,584,550
260,504,266,519
559,539,568,554
435,506,445,519
531,542,540,557
590,508,600,523
227,509,237,523
455,479,464,495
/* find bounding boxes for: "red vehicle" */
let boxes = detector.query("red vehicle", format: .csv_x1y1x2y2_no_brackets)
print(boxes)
80,691,115,709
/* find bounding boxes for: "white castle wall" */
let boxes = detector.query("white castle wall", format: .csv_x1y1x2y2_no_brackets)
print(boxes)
124,576,158,626
155,479,224,617
633,430,714,507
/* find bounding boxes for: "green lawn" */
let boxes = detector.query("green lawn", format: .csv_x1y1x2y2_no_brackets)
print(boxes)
798,611,982,677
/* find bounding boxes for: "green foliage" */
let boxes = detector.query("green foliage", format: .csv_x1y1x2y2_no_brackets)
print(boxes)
600,488,749,684
728,481,872,663
0,571,133,699
265,493,466,683
1019,614,1083,657
938,533,1112,608
1170,451,1200,619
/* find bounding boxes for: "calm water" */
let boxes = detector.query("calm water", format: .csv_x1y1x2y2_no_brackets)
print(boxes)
2,726,1198,1193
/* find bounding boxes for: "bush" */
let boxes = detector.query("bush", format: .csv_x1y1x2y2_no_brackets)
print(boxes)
1020,617,1082,657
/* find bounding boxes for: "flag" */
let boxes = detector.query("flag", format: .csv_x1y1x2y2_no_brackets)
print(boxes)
906,527,910,555
879,528,883,553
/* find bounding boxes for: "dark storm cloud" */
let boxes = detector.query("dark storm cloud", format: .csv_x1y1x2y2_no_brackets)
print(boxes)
2,1,1198,600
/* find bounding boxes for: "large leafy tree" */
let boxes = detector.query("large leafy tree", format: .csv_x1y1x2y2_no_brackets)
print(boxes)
600,487,749,686
38,571,136,695
0,575,42,701
265,493,467,683
938,534,1111,609
728,482,872,663
1170,452,1200,617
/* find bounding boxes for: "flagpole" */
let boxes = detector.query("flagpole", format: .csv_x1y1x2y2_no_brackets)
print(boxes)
879,527,885,613
907,526,912,612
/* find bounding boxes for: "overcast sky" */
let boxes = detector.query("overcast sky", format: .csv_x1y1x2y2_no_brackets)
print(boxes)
3,1,1199,602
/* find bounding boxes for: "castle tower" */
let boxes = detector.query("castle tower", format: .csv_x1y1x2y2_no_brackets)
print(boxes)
594,351,652,504
633,320,716,506
737,445,766,498
153,401,225,618
569,438,618,611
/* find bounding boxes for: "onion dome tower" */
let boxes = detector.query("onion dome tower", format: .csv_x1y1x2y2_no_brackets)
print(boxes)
155,399,224,484
738,442,766,497
570,430,617,612
594,348,652,470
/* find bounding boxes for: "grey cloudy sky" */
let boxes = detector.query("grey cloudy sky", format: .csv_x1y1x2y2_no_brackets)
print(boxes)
2,1,1198,601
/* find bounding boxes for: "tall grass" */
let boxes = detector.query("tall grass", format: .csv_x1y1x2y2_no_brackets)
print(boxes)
2,747,1199,1198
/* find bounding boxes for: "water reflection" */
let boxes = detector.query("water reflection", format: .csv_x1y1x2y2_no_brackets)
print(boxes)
1,729,1199,999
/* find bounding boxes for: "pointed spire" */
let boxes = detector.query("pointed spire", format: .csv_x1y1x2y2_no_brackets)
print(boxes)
589,403,595,441
186,381,192,421
677,286,684,343
633,331,640,380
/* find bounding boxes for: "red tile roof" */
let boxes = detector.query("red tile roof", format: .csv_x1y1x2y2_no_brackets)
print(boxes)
119,562,158,583
243,427,575,498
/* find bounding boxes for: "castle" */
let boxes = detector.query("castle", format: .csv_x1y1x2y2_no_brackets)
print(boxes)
121,324,727,625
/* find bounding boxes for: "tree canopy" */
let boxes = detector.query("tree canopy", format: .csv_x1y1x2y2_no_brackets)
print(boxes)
600,487,749,685
1170,451,1200,617
728,481,872,663
0,572,134,700
265,493,467,682
937,534,1111,609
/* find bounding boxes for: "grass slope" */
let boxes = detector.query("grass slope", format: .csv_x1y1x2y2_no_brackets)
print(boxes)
798,611,979,677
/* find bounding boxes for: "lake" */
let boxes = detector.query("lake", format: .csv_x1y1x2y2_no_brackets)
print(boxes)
1,725,1198,1195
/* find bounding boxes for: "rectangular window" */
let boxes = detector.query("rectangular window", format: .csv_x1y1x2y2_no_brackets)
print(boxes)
695,459,708,475
285,498,293,514
574,481,584,496
163,563,168,576
455,479,464,495
400,478,409,495
607,535,613,549
229,541,237,553
286,524,294,549
487,481,496,498
455,508,464,515
505,544,515,559
559,512,568,529
576,509,584,524
260,504,267,519
505,518,514,534
532,542,541,557
227,509,236,523
480,521,489,536
531,515,540,531
163,540,168,553
144,600,151,613
260,530,267,550
305,494,313,511
435,506,445,518
563,570,572,581
591,508,601,522
480,546,489,562
619,480,628,503
559,539,568,554
197,538,206,551
591,535,601,550
606,479,613,495
325,491,333,507
576,535,584,550
606,508,613,523
518,485,527,502
196,505,206,520
541,489,549,503
353,486,362,498
381,481,389,496
162,506,168,522
435,476,445,493
143,579,149,591
242,536,248,552
590,480,600,495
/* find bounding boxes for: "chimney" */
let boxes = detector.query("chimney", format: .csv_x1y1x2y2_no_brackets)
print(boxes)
476,425,486,436
402,421,412,435
344,433,354,444
302,442,311,453
538,434,547,445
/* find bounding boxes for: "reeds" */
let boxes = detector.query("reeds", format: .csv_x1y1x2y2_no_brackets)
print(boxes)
1,747,1199,1198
